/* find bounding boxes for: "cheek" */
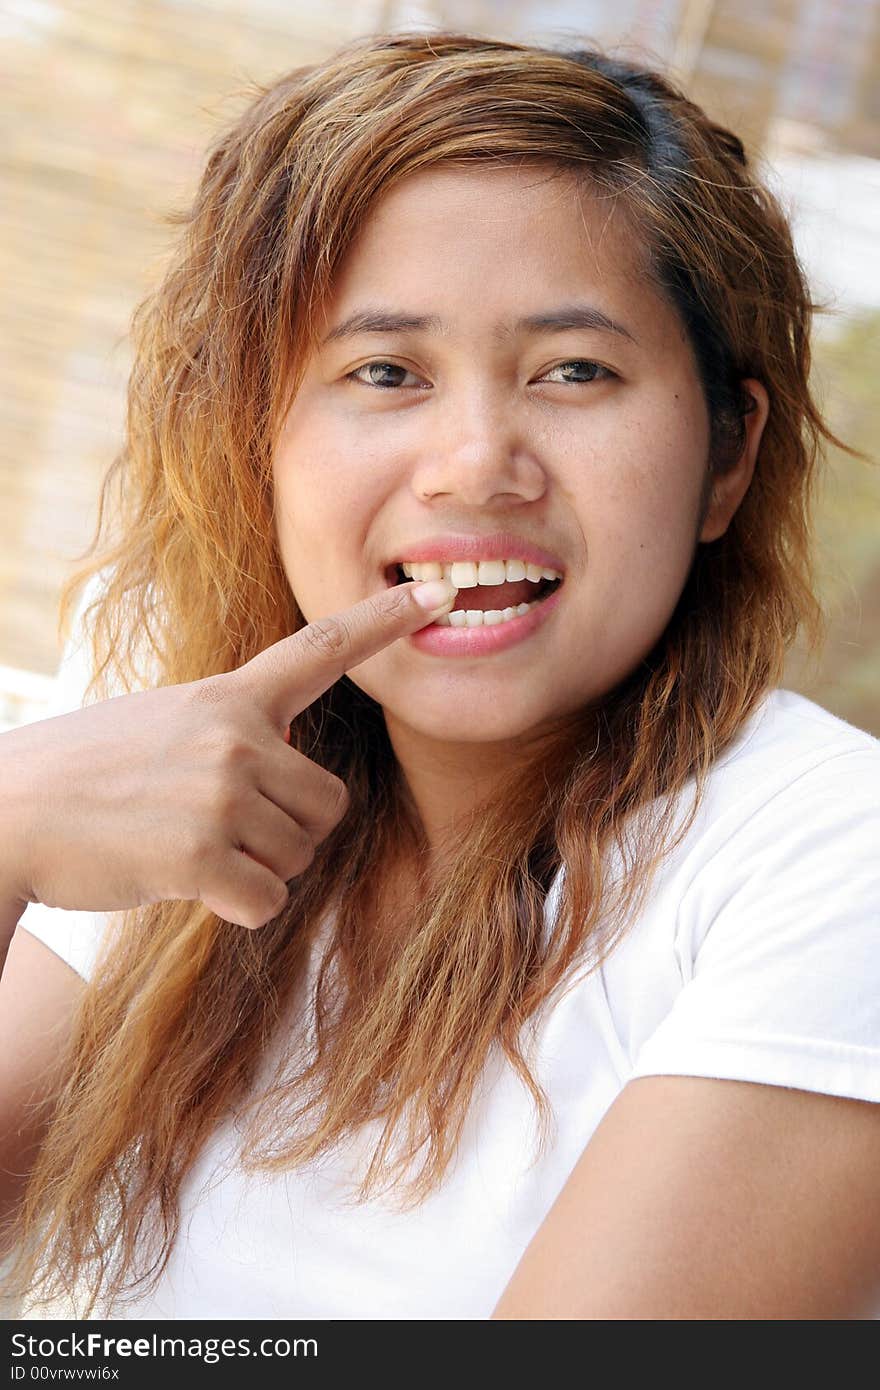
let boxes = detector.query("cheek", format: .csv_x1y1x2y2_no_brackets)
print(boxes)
276,416,392,518
271,434,392,615
273,433,351,548
581,415,707,619
616,396,707,540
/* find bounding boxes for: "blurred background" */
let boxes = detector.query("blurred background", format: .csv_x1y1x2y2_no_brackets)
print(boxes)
1,0,878,734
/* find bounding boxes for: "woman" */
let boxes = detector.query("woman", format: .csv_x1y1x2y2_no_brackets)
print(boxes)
2,31,879,1321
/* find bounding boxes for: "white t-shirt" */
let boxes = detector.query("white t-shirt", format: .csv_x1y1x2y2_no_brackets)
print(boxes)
14,583,880,1318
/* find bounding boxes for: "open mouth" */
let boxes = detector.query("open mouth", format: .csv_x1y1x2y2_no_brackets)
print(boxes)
387,563,563,612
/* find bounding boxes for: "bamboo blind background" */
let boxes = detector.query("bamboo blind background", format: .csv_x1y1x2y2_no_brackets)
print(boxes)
2,0,878,734
1,0,362,686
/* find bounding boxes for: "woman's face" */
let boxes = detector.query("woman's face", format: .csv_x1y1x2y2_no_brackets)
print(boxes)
272,164,766,756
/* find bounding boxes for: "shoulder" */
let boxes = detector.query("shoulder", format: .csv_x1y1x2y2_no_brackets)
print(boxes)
674,689,879,951
654,688,879,902
593,688,880,1102
698,686,877,825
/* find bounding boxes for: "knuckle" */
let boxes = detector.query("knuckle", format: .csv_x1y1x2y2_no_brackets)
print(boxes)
212,789,242,832
289,825,316,871
201,743,256,807
249,877,291,929
359,590,400,630
326,775,351,819
183,828,220,877
212,736,254,774
383,585,413,617
299,616,350,663
247,898,284,931
196,769,242,826
332,795,350,828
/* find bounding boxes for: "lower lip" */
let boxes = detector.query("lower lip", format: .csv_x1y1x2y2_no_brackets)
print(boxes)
406,583,564,657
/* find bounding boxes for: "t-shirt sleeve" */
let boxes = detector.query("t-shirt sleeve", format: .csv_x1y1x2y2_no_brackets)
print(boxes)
14,568,120,983
15,903,115,984
630,743,880,1104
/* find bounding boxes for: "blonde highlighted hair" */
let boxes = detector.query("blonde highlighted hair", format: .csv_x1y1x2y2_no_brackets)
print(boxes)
5,31,856,1317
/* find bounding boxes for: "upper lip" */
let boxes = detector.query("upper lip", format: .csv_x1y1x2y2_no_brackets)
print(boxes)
384,532,566,579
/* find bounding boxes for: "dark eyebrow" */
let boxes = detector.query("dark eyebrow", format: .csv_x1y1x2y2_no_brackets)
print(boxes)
321,303,637,346
511,305,637,344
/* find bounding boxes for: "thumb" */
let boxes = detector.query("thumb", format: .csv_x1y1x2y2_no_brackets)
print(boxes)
236,578,458,725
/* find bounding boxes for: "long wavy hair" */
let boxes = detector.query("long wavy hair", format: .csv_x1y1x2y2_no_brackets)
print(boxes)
5,30,857,1318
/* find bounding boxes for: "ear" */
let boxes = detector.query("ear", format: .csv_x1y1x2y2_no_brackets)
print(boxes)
698,379,770,543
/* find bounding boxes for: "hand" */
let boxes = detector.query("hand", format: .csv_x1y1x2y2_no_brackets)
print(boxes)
2,579,457,929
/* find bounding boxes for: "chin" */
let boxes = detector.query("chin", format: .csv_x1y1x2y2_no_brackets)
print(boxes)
381,699,551,746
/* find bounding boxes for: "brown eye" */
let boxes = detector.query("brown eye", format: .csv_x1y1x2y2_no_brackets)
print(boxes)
348,362,422,389
541,360,614,384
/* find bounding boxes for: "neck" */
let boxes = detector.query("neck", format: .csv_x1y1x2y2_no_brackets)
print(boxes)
383,719,529,864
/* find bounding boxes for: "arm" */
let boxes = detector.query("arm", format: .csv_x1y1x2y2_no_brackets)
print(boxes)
0,897,26,977
0,927,85,1260
0,731,31,975
491,1073,880,1319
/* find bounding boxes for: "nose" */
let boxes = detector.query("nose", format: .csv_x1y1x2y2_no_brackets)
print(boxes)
409,386,547,506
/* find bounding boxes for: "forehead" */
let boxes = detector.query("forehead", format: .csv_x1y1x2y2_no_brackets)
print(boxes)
324,161,666,333
359,161,628,232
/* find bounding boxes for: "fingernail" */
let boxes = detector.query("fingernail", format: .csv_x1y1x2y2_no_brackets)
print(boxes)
412,579,458,613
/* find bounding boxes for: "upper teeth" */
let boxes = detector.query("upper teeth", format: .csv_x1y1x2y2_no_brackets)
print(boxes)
400,560,562,586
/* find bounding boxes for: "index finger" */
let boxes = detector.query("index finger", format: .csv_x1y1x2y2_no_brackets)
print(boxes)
236,578,458,725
